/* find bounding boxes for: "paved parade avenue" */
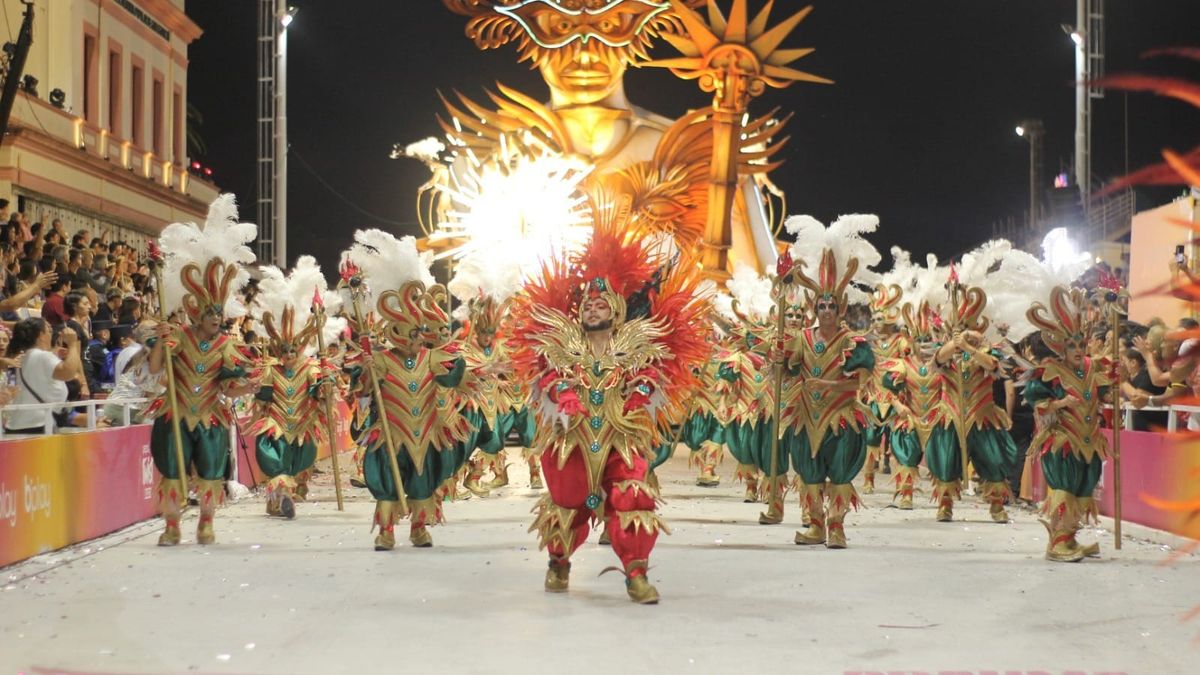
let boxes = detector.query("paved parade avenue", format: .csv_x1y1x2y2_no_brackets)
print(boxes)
2,450,1198,675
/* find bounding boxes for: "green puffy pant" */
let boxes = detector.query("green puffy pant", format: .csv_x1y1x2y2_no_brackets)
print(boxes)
925,426,1017,483
479,408,535,454
1041,450,1103,497
255,436,318,480
784,427,866,485
151,416,229,481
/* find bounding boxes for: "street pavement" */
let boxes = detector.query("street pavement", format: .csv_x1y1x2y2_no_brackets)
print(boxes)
2,449,1197,674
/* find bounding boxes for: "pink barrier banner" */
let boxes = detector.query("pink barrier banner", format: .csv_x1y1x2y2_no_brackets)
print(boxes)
0,426,160,568
1028,429,1200,539
233,400,355,488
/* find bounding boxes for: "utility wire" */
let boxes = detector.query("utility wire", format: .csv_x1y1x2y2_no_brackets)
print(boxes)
289,145,414,229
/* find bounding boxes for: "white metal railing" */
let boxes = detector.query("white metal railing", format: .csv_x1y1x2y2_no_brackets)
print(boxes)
1104,402,1200,433
0,398,150,439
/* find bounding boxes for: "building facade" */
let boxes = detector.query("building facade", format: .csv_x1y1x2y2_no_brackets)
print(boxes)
0,0,217,248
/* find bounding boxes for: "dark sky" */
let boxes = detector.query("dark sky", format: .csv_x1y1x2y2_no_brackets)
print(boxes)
184,0,1200,276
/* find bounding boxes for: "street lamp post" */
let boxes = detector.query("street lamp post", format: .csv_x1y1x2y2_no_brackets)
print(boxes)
273,4,297,269
1016,119,1045,234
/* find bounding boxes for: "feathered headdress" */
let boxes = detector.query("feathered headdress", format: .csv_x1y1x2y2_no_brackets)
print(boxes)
941,239,1014,336
784,213,882,311
159,194,258,322
983,231,1091,343
448,252,524,336
508,219,710,411
900,254,947,341
871,246,914,326
254,256,346,357
343,229,444,351
1026,286,1094,357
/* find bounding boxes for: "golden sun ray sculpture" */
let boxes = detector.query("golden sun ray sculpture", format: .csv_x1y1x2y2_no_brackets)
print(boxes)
642,0,831,275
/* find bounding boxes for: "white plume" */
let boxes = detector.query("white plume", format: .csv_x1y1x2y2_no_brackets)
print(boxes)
253,256,346,352
785,213,883,304
344,229,435,310
402,137,446,163
726,262,774,322
907,253,948,312
448,254,523,305
957,239,1012,289
159,193,257,318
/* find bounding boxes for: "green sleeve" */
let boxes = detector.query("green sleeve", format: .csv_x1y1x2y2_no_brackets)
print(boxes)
254,385,274,403
435,357,466,388
842,341,875,374
218,366,247,381
1023,378,1060,406
882,371,903,393
716,362,739,382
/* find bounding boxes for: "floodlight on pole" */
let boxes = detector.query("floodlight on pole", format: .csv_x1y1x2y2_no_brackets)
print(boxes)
1015,125,1026,137
1016,119,1044,233
280,6,297,29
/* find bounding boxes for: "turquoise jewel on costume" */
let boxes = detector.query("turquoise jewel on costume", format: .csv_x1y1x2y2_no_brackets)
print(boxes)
920,386,929,394
285,369,294,378
557,381,569,392
755,374,763,383
636,384,651,396
195,363,206,373
590,390,604,405
437,398,445,406
411,407,420,415
919,366,928,376
962,353,971,362
192,385,201,393
811,366,822,376
1083,392,1092,400
814,343,826,354
590,441,600,453
590,416,602,429
812,392,821,401
408,382,418,392
199,341,210,352
585,493,602,509
592,361,601,376
483,346,492,356
286,387,295,396
287,407,295,415
1075,369,1085,378
405,358,416,369
190,406,198,414
1085,416,1092,422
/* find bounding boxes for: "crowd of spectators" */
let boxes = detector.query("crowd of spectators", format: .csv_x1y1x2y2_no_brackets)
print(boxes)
0,198,161,432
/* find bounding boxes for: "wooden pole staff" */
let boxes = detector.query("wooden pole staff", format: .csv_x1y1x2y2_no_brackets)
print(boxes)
311,290,345,511
149,249,190,505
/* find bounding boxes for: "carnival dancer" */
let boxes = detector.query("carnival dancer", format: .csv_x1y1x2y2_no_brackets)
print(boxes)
343,230,476,550
508,223,708,603
1024,286,1112,562
774,214,879,548
147,194,261,546
861,248,913,494
450,262,541,495
929,244,1019,524
248,256,345,520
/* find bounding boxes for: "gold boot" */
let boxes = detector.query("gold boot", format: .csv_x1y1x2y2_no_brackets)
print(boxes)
487,454,510,489
931,478,959,522
528,455,544,490
936,497,954,522
463,456,491,497
823,484,857,549
544,556,570,592
195,479,222,545
894,466,918,510
825,520,847,548
373,500,398,551
621,560,660,605
1042,519,1086,563
862,446,880,494
196,514,216,545
758,476,787,524
157,519,181,546
1042,490,1087,562
695,442,722,487
794,484,826,545
156,479,184,546
294,470,310,502
981,481,1010,523
409,524,433,548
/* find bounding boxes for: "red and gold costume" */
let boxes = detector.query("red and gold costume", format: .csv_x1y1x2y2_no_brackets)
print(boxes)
862,282,908,493
509,225,708,603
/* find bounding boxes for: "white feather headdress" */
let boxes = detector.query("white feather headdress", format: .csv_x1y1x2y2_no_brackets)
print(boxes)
253,256,346,354
158,193,257,321
726,262,775,323
342,229,436,311
784,213,883,305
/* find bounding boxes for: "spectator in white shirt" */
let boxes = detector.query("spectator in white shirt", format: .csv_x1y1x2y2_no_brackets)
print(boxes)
3,317,84,433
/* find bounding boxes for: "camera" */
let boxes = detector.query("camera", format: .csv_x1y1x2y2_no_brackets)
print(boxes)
1175,245,1186,266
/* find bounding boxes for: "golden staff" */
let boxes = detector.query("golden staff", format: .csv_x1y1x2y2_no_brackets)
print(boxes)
147,243,190,506
646,0,830,277
345,272,409,516
311,289,345,511
1104,288,1123,550
766,251,797,517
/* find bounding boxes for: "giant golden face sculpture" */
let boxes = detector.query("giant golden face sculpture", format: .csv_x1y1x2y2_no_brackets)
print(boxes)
444,0,695,104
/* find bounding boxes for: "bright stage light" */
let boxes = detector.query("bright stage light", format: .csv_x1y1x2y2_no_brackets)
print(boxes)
1015,125,1025,137
432,152,595,273
1042,227,1088,275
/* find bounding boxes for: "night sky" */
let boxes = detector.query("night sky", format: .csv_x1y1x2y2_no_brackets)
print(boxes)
184,0,1200,277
